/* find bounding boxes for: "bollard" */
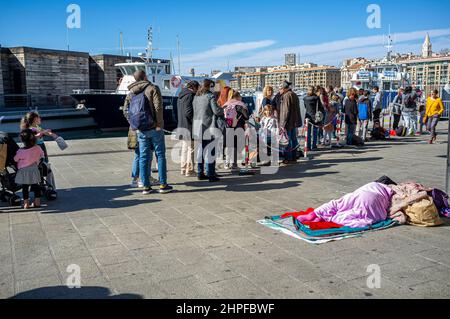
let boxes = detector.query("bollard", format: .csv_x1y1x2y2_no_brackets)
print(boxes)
239,135,255,176
388,114,392,132
304,119,309,158
336,114,341,146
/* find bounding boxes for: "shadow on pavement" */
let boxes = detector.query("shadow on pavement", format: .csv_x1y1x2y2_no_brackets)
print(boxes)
0,185,161,215
10,286,142,299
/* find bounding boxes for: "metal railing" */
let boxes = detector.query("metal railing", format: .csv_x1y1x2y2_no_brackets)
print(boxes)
72,89,125,95
443,100,450,119
0,94,77,108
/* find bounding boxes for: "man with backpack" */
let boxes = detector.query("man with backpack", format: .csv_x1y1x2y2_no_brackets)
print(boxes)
125,70,173,195
401,86,419,136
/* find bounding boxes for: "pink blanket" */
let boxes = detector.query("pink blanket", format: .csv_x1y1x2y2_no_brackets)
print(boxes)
314,182,394,228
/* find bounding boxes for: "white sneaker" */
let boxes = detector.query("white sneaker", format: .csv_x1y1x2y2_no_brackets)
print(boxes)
138,181,144,188
131,179,139,188
142,187,153,195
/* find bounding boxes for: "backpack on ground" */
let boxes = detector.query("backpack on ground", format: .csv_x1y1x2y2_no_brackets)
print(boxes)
396,126,407,137
351,135,365,146
129,85,155,132
358,102,369,121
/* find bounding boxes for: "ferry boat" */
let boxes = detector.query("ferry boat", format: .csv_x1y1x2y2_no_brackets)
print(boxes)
71,28,230,131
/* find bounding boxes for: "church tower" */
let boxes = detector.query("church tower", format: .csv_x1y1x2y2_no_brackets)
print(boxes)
422,33,432,58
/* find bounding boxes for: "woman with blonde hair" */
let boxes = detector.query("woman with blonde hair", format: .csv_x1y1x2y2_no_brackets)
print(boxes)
259,85,274,117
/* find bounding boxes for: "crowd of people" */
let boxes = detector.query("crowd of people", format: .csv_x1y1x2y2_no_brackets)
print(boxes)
1,70,444,208
118,70,445,195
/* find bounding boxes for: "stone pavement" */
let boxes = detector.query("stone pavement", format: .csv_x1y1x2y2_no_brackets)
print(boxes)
1,123,449,299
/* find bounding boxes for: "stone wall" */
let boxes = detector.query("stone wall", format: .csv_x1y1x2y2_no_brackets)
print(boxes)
15,47,89,99
90,54,128,91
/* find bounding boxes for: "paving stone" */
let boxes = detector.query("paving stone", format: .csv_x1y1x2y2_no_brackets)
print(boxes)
208,276,270,299
91,245,136,266
1,123,449,298
56,256,102,280
159,275,221,299
100,260,148,279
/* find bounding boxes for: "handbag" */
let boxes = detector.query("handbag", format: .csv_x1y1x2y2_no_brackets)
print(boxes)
277,128,289,147
55,136,68,151
315,99,324,123
127,128,138,150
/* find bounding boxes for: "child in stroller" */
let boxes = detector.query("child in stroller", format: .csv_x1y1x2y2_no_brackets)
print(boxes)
0,131,57,208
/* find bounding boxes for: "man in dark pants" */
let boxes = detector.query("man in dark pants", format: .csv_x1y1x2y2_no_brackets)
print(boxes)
372,86,383,124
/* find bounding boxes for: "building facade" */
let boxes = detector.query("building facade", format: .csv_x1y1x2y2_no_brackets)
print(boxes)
402,56,450,95
238,73,265,91
294,66,341,90
264,71,293,89
285,53,296,67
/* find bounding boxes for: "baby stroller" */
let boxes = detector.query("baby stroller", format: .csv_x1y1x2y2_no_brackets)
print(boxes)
38,159,58,201
0,132,58,206
0,132,22,206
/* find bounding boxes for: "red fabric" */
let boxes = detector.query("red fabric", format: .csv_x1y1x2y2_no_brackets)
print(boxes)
281,208,315,219
280,208,343,230
303,221,343,230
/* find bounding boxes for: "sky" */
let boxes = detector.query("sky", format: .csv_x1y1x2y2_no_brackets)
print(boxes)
1,0,450,74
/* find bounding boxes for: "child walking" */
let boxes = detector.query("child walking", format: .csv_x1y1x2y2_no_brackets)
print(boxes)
14,129,45,209
260,105,278,163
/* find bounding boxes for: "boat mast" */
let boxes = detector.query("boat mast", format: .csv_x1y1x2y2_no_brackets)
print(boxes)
119,32,125,56
176,34,181,75
147,27,153,65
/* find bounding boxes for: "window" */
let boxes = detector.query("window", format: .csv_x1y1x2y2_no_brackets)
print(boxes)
164,80,170,90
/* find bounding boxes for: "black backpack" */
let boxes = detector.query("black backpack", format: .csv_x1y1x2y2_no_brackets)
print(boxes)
404,94,417,111
396,126,407,137
129,85,155,132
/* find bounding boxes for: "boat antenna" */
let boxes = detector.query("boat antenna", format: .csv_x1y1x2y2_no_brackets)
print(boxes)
385,24,393,61
119,32,125,56
147,26,153,64
176,35,181,75
170,51,175,74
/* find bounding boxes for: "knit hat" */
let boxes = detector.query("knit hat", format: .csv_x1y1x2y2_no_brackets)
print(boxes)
281,80,292,90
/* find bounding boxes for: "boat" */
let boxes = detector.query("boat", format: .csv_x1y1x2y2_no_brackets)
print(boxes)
71,28,232,131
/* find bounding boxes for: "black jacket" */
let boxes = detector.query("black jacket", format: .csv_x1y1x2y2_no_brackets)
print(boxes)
344,98,358,125
272,92,282,115
177,88,195,140
303,95,325,125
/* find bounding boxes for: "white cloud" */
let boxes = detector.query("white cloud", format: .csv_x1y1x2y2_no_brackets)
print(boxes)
181,40,276,64
184,28,450,73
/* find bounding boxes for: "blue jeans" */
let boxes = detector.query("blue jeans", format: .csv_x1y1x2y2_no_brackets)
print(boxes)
285,128,299,161
197,139,216,177
346,124,356,145
307,126,318,150
137,130,167,187
132,147,140,179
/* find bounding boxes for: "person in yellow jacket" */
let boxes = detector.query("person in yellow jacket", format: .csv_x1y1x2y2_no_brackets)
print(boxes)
425,89,445,144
